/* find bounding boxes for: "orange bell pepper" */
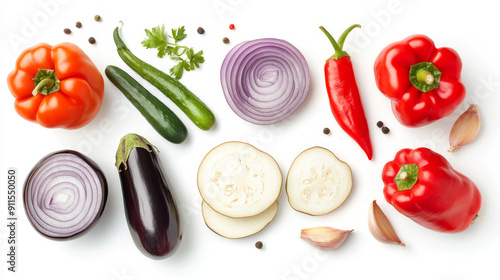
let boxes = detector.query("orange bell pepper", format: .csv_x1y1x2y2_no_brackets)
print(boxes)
7,42,104,129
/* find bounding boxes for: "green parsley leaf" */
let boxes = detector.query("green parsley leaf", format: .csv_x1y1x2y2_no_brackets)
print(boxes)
165,46,174,56
141,25,166,49
143,24,204,79
141,25,169,58
156,45,169,59
170,60,189,79
172,45,182,56
171,26,187,43
186,48,194,61
170,56,184,62
191,50,205,68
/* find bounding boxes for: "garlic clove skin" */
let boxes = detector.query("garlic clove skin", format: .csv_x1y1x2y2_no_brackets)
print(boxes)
300,226,353,250
368,200,405,247
448,104,481,153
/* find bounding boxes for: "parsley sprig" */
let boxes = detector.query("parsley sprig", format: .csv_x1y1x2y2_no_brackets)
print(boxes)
141,25,204,79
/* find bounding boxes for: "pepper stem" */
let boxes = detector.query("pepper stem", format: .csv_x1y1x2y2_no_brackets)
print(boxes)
409,62,442,92
32,69,60,96
393,164,419,191
337,24,361,50
32,77,55,95
319,24,360,60
416,69,434,85
398,171,409,181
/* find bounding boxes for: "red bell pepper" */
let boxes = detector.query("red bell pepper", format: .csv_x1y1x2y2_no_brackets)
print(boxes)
320,25,373,160
7,42,104,129
382,147,481,233
374,35,466,127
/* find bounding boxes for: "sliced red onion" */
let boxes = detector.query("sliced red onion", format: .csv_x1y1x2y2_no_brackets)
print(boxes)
221,38,311,125
24,150,107,240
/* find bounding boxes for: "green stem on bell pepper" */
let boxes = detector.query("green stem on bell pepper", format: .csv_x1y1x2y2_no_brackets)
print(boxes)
409,62,442,93
394,164,419,191
32,69,60,96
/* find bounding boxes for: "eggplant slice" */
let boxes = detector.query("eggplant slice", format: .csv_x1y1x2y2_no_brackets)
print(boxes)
202,201,278,239
286,147,352,215
197,141,282,218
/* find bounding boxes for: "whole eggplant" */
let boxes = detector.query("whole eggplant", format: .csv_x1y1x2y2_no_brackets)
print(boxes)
115,133,182,259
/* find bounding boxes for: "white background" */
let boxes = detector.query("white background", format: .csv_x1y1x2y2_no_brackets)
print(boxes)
1,0,499,279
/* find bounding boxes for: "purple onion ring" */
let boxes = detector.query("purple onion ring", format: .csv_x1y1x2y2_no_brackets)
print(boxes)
24,150,107,240
221,38,311,125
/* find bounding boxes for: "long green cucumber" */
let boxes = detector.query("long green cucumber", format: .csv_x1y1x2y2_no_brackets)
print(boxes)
105,65,188,144
113,26,215,131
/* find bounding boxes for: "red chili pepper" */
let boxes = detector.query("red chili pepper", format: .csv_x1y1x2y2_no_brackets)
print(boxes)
382,147,481,233
374,35,466,127
320,25,373,160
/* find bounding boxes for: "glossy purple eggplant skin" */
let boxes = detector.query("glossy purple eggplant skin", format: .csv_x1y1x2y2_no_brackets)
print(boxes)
118,146,182,259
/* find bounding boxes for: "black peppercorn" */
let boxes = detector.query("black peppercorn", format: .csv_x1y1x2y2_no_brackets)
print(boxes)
255,241,263,249
197,27,205,34
376,121,384,128
76,22,82,28
382,126,390,134
63,28,71,34
88,37,96,44
222,37,230,44
323,128,330,135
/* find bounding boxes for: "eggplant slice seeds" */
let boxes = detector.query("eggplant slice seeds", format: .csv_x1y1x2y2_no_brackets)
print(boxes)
197,141,282,218
286,147,352,215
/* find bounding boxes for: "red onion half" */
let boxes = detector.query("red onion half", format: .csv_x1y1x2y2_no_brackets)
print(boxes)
221,38,311,125
24,150,107,240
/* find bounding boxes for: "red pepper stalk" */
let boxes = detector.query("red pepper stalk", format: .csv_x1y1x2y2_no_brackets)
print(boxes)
320,25,373,160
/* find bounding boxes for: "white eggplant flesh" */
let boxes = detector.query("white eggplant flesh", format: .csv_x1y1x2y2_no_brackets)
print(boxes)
286,147,352,215
198,141,282,218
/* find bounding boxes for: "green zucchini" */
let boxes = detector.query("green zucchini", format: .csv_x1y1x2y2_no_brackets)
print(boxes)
105,65,188,144
113,26,216,131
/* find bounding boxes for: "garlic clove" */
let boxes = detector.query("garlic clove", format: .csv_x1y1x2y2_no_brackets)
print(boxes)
368,200,405,247
448,104,481,153
300,226,353,250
